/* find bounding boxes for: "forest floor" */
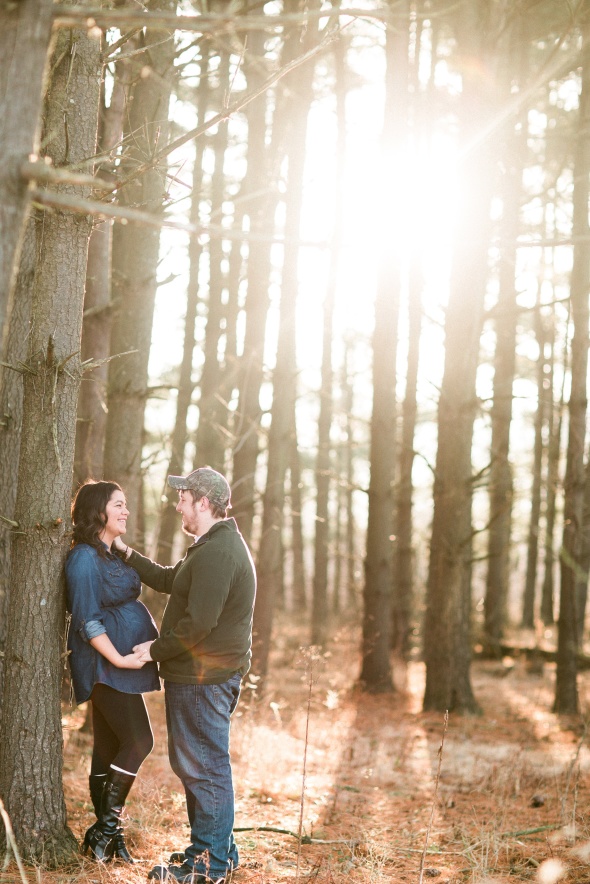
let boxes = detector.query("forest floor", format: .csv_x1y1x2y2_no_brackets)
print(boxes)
6,618,590,884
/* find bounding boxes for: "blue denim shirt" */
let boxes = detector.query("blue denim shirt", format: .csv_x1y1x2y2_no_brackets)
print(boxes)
65,543,161,704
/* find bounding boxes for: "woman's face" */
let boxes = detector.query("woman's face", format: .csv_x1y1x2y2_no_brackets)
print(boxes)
98,489,129,546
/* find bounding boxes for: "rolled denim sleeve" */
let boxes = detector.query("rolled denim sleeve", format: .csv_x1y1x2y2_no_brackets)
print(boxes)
65,546,105,643
83,619,107,640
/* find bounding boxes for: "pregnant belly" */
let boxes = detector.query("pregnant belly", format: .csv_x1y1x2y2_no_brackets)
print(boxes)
103,602,158,655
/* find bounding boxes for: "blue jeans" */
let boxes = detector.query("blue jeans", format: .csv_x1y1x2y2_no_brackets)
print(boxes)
164,676,242,878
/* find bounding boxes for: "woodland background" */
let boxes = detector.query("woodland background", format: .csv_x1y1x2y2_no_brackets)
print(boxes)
2,0,590,878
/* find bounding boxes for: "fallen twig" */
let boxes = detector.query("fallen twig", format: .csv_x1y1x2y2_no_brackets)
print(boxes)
499,824,562,839
233,825,356,846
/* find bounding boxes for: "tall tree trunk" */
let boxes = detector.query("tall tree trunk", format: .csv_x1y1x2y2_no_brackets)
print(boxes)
521,309,547,627
0,222,36,718
195,49,231,472
483,49,526,651
0,23,99,863
103,8,175,544
393,264,421,662
251,8,319,676
391,3,425,665
540,314,560,625
0,0,53,327
554,13,590,714
576,455,590,642
423,2,496,714
250,231,298,676
231,28,281,542
361,7,409,692
156,49,210,566
74,52,130,486
310,33,346,646
250,334,294,677
342,338,358,612
289,426,308,612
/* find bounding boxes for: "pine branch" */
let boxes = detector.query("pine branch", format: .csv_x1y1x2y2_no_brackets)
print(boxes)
21,160,115,192
29,188,198,233
52,6,396,32
120,25,341,185
29,186,328,246
80,349,139,373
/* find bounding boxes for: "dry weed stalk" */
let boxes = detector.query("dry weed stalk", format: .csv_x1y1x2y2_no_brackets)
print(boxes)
295,647,321,884
418,710,448,884
560,720,586,826
0,797,29,884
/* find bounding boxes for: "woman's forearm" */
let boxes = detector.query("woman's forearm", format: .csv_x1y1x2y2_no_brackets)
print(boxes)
89,633,144,669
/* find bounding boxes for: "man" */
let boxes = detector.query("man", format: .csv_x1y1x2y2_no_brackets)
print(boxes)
116,467,256,884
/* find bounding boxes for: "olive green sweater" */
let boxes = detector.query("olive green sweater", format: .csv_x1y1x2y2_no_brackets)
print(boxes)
129,518,256,684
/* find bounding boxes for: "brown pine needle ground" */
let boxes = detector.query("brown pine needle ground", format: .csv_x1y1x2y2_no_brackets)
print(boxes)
4,619,590,883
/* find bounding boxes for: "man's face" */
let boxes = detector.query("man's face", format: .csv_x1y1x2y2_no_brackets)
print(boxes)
176,490,203,537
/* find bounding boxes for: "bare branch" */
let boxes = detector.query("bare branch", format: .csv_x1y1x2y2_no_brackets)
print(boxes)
0,360,36,376
21,160,116,192
29,185,329,247
101,27,143,60
81,349,139,373
30,187,198,233
52,6,396,33
116,25,341,184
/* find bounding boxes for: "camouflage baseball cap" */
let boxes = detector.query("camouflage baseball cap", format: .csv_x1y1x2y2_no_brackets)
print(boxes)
168,467,231,508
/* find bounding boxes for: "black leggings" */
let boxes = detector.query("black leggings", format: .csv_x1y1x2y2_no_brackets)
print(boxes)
90,683,154,776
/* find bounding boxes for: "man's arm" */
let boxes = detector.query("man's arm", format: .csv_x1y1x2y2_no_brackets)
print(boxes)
112,537,178,594
148,548,234,662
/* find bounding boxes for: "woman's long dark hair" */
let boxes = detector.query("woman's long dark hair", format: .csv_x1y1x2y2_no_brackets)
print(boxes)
71,480,123,556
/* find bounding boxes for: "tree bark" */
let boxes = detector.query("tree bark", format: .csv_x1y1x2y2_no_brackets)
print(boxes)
74,50,130,486
342,338,358,612
576,455,590,642
194,47,231,472
289,426,308,612
361,6,409,692
541,305,570,626
251,6,319,676
423,2,496,714
483,43,526,651
521,309,547,628
541,307,566,625
310,32,345,646
393,261,421,662
156,48,209,567
103,6,175,544
0,0,53,329
554,11,590,714
0,22,100,863
231,27,280,542
0,222,36,719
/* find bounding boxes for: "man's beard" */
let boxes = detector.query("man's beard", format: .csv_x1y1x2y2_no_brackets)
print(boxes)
181,519,197,537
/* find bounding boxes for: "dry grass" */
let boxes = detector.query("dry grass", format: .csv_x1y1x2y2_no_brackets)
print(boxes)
3,619,590,883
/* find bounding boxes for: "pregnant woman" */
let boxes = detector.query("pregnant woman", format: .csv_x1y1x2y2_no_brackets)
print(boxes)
66,480,160,863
